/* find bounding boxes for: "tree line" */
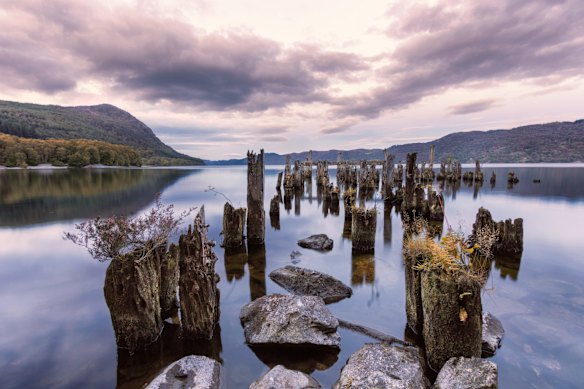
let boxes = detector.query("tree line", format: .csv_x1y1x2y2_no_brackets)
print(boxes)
0,133,141,167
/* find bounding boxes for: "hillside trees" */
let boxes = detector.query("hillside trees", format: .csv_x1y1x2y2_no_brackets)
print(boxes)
0,134,141,167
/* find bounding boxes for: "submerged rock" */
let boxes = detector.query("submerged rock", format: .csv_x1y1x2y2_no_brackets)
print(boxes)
250,365,321,389
240,294,340,347
297,234,334,251
333,343,428,389
146,355,221,389
482,313,504,357
269,266,352,304
433,357,497,389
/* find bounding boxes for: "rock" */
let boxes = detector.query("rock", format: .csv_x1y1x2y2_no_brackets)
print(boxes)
250,365,321,389
269,266,352,304
333,343,428,388
240,294,340,347
433,357,497,389
146,355,221,389
297,234,334,251
482,313,504,357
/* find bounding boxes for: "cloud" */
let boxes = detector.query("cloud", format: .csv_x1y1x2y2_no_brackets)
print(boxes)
449,99,498,115
337,0,584,119
0,1,367,112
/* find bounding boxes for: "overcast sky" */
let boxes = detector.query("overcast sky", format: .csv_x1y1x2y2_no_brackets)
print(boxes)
1,0,582,159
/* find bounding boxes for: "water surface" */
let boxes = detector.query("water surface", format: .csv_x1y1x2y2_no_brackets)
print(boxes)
0,165,583,388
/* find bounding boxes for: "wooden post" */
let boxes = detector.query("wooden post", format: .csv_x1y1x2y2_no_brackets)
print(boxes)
421,270,483,371
104,247,163,351
222,202,246,249
247,149,265,245
474,160,484,182
276,172,283,189
160,243,179,319
179,207,220,339
351,206,377,253
405,153,417,208
269,194,280,230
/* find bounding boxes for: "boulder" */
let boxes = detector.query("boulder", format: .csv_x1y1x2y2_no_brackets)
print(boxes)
146,355,221,389
433,357,497,389
240,294,340,347
297,234,334,251
333,343,428,389
482,313,504,357
269,266,352,304
250,365,321,389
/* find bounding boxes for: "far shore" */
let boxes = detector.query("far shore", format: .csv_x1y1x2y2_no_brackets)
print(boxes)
1,162,583,171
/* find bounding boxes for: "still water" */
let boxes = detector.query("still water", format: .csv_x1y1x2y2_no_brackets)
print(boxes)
0,165,583,388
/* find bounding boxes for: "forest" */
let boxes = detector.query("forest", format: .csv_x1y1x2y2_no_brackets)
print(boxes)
0,133,141,167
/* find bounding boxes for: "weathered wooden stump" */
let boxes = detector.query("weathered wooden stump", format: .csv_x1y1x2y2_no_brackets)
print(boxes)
472,207,523,256
490,171,496,186
247,150,265,245
160,243,179,319
405,153,417,208
104,247,163,352
351,206,377,253
474,160,484,182
421,270,482,371
404,254,424,335
507,171,519,184
343,188,356,220
383,151,395,201
179,207,220,339
222,202,246,249
276,172,283,189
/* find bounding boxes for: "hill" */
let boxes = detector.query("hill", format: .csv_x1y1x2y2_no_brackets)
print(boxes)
0,100,203,165
205,120,584,165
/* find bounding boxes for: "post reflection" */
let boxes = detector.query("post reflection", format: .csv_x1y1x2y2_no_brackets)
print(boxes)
248,244,267,301
351,252,375,286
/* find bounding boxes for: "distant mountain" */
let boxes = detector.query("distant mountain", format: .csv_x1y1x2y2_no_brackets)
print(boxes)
205,120,584,165
0,100,203,165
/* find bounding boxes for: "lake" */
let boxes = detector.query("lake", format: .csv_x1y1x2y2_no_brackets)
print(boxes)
1,164,583,388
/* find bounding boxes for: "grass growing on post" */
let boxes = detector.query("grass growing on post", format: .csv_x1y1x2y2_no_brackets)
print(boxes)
402,214,498,283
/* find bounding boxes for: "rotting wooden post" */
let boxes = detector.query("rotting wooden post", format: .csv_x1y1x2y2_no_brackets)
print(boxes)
276,172,283,189
351,206,377,253
222,202,246,249
247,149,265,245
160,243,179,319
344,188,356,220
179,207,220,340
472,207,523,256
404,253,424,335
474,160,484,182
421,269,483,371
405,153,417,208
104,246,163,352
490,171,496,187
383,202,392,244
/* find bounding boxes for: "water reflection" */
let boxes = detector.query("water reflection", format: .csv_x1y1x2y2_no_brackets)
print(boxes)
248,344,339,374
224,246,248,282
0,168,194,227
351,252,375,286
248,244,267,301
494,253,522,281
2,165,584,389
116,323,222,389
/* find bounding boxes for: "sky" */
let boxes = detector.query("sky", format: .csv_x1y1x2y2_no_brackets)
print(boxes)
0,0,583,160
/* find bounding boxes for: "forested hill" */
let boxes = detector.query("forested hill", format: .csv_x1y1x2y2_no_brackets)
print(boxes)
205,120,584,165
0,100,203,166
